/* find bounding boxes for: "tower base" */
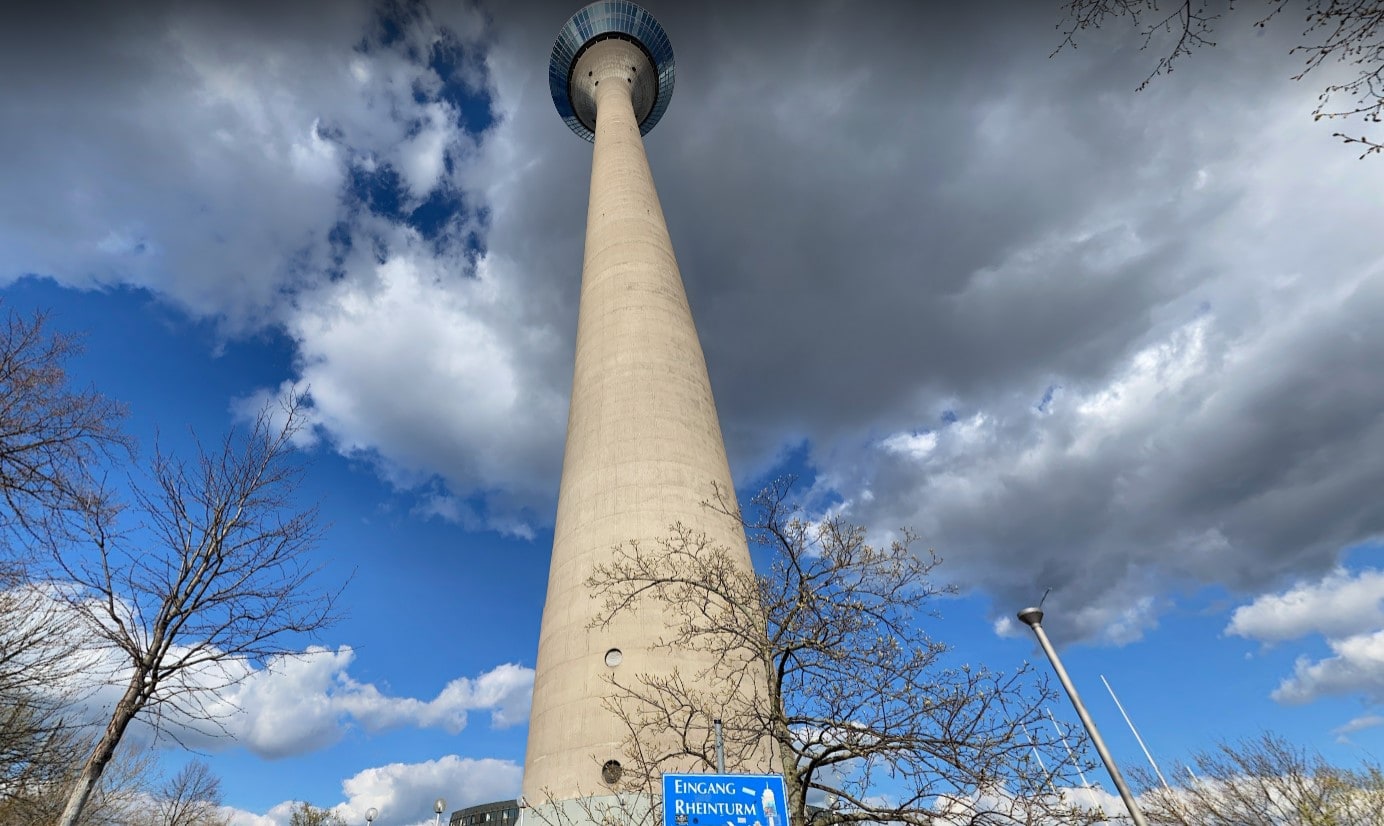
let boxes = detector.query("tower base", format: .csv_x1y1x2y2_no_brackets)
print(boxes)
523,793,655,826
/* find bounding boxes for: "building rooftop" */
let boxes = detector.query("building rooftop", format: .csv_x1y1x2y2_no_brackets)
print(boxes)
448,799,520,826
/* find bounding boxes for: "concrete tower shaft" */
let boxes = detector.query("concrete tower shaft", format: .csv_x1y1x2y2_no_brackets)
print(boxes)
526,3,769,809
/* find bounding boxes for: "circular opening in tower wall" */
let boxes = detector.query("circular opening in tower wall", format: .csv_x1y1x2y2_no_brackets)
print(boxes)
602,760,623,785
604,648,623,667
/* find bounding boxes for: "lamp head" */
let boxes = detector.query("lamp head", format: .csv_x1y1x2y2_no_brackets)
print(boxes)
435,799,447,815
1017,607,1044,627
366,807,378,823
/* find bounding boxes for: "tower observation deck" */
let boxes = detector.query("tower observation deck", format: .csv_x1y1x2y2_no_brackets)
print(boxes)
524,1,771,819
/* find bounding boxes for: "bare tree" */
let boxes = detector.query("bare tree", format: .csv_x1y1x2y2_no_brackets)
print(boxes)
0,698,72,812
0,733,154,825
579,478,1100,826
0,302,123,814
0,579,92,819
52,395,340,826
1134,731,1384,825
0,578,101,799
148,759,230,826
289,801,349,826
0,301,128,543
1053,1,1384,157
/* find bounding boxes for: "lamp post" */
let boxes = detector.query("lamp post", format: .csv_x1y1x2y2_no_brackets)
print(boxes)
365,808,377,826
434,798,446,826
1017,606,1149,826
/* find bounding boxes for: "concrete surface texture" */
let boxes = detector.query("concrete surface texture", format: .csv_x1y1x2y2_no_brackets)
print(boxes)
523,29,770,809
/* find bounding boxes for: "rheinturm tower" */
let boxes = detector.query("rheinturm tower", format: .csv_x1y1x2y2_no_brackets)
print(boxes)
525,0,766,815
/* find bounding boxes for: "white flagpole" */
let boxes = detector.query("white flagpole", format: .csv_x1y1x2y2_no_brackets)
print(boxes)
1022,721,1058,794
1101,674,1170,791
1047,707,1099,810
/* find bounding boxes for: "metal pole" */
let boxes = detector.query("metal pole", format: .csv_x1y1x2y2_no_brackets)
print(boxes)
1018,607,1148,826
713,718,725,774
1020,721,1057,794
1047,707,1098,810
1101,674,1170,791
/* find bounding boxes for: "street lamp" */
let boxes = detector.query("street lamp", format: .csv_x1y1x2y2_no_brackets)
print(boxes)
434,798,447,826
365,808,378,826
1017,606,1149,826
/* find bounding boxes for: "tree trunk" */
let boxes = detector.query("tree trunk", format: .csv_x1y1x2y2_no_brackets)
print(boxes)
55,670,146,826
763,658,805,826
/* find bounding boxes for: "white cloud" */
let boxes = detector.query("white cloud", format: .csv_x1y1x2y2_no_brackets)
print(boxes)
225,809,277,826
195,647,534,758
10,583,533,759
260,217,568,528
398,102,466,199
1332,714,1384,743
929,783,1124,825
1218,568,1384,709
2,0,565,533
81,644,532,760
0,0,383,326
840,242,1384,642
225,755,522,826
879,431,937,460
1271,630,1384,706
339,755,521,826
1228,568,1384,643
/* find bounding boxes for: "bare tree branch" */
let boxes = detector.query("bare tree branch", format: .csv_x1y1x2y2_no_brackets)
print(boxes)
579,478,1103,826
149,759,230,826
289,801,349,826
0,301,130,547
1053,0,1384,156
0,732,154,825
1134,731,1384,824
0,304,128,814
52,393,342,826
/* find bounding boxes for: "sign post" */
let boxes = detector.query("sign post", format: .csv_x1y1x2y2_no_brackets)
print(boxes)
662,774,789,826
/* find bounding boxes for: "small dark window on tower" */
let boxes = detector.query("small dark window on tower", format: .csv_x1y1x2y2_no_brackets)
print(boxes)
588,71,593,77
602,759,623,785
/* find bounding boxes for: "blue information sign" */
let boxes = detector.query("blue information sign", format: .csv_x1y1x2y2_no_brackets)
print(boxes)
662,774,789,826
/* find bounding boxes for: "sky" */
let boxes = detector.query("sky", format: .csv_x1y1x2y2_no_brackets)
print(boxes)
2,0,1383,823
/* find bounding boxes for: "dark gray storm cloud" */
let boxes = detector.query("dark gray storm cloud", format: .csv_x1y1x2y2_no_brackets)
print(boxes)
482,0,1384,641
3,0,1381,640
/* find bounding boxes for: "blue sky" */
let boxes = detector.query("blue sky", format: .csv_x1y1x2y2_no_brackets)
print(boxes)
3,1,1384,824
